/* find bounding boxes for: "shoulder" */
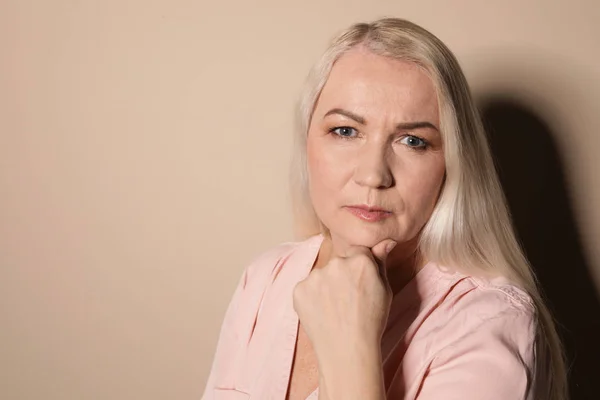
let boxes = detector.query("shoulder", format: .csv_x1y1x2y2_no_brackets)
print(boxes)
240,234,322,289
426,266,537,354
404,269,538,399
443,270,536,322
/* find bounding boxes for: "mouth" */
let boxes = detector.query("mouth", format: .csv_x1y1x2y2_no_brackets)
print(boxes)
344,204,393,222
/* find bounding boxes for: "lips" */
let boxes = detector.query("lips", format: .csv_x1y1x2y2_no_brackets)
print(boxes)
344,205,392,222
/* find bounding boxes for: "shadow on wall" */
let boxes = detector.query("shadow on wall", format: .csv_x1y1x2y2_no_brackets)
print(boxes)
478,98,600,400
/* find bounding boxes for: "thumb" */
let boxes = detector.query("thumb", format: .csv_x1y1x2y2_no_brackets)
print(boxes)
370,239,397,271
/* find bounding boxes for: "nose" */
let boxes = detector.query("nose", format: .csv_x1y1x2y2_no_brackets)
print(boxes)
353,142,393,189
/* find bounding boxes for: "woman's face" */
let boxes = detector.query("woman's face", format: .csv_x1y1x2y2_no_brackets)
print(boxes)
306,47,445,251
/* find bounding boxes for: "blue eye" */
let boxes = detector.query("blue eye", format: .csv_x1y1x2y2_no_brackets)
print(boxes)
331,127,358,138
400,135,428,149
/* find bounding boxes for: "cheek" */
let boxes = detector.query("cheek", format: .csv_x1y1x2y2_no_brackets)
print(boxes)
306,137,356,227
306,137,347,195
402,156,446,217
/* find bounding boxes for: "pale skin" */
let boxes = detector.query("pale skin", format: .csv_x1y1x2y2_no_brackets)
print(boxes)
288,47,446,400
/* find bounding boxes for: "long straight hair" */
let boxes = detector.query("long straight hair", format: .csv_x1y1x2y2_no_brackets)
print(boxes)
290,18,567,400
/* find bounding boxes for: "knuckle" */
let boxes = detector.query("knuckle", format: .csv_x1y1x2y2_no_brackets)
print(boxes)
329,256,344,267
353,251,371,262
327,257,344,273
353,253,374,270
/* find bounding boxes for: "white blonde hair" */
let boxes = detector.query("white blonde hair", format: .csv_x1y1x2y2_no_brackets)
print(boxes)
290,17,567,400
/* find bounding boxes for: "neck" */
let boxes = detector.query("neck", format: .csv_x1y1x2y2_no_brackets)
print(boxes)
387,243,426,296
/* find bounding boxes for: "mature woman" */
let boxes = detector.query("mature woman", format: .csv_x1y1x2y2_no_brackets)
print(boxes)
202,18,567,400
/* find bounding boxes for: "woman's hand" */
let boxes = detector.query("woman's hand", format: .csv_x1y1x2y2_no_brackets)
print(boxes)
292,239,397,400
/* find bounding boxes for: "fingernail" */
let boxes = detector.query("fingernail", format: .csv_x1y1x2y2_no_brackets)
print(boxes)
386,241,397,254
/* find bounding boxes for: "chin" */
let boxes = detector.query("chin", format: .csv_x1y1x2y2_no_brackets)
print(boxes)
331,221,400,248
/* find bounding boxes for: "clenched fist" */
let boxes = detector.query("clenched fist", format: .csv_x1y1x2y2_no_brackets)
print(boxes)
292,239,397,368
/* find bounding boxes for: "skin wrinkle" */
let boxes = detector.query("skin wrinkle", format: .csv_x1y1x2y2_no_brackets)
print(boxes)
306,47,445,295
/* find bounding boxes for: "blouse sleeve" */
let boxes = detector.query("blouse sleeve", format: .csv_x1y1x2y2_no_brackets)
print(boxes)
415,307,537,400
201,268,248,400
200,241,296,399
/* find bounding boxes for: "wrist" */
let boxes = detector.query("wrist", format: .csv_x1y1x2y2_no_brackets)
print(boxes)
317,342,385,400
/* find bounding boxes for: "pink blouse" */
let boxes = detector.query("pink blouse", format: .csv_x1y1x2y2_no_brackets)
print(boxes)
202,234,536,399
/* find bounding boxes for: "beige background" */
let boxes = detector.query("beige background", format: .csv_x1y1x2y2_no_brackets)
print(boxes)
1,0,599,399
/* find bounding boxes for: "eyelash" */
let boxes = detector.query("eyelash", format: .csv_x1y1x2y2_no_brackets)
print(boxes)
328,126,430,150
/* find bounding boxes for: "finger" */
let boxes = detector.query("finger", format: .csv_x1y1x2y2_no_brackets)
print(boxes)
370,239,397,267
341,239,397,279
341,244,373,259
370,239,397,282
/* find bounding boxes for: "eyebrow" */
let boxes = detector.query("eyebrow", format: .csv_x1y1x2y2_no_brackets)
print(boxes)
323,108,439,132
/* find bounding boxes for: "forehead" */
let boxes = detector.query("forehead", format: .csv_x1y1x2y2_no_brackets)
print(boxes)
315,48,439,122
